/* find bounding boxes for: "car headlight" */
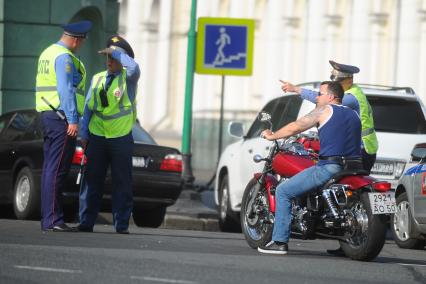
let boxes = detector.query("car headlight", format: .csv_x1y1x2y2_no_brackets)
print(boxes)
394,162,406,179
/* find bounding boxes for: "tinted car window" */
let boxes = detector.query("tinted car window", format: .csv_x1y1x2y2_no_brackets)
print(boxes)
2,112,38,141
368,96,426,134
245,95,302,139
0,113,12,136
132,123,156,144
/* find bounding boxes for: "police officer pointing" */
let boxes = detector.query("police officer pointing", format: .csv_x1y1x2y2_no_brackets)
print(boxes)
36,21,92,232
76,35,140,234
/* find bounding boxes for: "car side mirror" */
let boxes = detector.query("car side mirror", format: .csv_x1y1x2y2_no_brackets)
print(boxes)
411,145,426,161
228,122,244,138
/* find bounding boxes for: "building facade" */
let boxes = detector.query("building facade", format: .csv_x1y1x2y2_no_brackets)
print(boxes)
118,0,426,172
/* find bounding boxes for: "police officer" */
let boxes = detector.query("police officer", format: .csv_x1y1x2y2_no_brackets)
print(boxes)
36,20,92,232
280,61,379,256
76,35,140,233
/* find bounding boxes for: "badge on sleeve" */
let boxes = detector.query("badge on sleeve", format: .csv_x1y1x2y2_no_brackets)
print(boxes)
65,63,72,73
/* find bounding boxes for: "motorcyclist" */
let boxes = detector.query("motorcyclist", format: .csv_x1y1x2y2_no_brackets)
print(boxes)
258,81,361,255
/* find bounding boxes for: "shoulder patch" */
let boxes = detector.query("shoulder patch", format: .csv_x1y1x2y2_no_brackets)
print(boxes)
65,63,72,73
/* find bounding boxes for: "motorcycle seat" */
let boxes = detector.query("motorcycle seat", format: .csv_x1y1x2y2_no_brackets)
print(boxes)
323,169,369,188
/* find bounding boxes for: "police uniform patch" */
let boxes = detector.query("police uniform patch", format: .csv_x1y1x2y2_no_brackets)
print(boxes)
114,88,122,98
111,36,120,43
65,63,72,73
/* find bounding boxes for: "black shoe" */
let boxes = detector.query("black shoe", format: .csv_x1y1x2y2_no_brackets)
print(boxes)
116,229,129,234
46,223,77,232
74,224,93,232
326,247,345,256
258,241,288,255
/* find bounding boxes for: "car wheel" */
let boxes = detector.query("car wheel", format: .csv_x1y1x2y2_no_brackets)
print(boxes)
391,192,426,249
218,175,241,232
13,167,40,220
132,206,167,228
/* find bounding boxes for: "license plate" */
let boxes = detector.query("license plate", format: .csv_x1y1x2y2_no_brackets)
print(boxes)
132,156,146,168
368,192,396,214
371,162,394,176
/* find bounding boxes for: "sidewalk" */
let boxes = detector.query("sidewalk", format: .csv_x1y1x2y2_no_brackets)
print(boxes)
160,189,219,231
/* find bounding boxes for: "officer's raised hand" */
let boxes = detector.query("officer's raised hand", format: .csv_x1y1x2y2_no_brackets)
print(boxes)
279,80,301,94
98,47,114,55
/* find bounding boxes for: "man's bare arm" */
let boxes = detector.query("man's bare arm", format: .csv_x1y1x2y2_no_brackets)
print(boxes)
262,106,328,140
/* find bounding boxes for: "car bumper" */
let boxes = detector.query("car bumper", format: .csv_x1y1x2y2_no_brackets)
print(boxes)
62,168,183,208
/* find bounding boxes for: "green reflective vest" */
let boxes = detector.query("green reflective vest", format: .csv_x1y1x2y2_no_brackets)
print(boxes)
346,84,379,154
87,70,135,138
35,44,86,115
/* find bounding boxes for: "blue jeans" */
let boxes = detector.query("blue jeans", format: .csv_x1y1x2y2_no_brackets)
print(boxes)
272,163,342,243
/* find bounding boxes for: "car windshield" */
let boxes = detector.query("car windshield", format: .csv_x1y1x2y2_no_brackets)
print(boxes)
368,96,426,134
132,123,156,144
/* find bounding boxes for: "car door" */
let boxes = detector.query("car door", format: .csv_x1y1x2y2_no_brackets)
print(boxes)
412,145,426,224
0,112,15,199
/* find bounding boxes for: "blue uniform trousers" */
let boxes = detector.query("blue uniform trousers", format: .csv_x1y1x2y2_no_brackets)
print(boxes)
40,111,76,230
79,133,133,232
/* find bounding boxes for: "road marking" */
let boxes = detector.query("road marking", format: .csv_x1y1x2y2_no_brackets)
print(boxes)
397,263,426,268
14,265,82,274
130,276,197,284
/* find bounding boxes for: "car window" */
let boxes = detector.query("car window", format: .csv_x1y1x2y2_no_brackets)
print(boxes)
2,111,38,142
245,95,302,139
0,113,12,136
132,123,157,144
368,96,426,134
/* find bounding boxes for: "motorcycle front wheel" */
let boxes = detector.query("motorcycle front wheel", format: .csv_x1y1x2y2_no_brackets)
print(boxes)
241,178,273,249
339,191,387,261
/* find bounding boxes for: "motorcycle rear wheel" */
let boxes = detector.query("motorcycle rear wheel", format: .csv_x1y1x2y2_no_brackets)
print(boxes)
241,178,273,249
339,191,387,261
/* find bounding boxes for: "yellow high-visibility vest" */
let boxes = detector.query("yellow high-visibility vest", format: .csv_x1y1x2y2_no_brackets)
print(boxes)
35,44,86,115
346,84,379,154
87,70,135,138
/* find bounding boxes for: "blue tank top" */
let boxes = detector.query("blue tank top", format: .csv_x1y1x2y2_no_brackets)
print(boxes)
318,104,361,165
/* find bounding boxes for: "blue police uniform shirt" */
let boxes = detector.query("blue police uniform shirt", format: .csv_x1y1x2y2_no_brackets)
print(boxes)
55,41,82,124
80,50,140,140
300,88,360,114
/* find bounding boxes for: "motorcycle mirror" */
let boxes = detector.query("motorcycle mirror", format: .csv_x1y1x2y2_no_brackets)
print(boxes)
253,154,264,163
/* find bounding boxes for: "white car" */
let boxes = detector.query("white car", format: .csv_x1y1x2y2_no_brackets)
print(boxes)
214,83,426,231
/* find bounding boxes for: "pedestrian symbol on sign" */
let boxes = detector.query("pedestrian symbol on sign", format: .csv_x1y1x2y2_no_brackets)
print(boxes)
196,18,254,76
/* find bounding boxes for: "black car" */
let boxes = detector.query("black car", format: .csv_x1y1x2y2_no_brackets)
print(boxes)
0,109,183,227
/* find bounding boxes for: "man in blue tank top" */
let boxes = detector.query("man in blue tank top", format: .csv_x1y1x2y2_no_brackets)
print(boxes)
258,81,361,255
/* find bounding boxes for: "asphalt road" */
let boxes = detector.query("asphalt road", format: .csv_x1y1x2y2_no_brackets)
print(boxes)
0,219,425,284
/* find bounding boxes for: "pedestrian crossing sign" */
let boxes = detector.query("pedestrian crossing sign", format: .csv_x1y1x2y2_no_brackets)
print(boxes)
196,17,255,76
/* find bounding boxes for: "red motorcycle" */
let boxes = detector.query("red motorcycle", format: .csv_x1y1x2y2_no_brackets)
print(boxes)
241,112,394,261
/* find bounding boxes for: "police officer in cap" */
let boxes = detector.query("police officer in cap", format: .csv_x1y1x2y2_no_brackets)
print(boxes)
36,20,91,232
280,60,379,256
76,35,140,233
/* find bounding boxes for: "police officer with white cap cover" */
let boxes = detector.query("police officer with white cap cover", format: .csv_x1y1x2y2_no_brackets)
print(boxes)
36,20,92,232
76,35,140,234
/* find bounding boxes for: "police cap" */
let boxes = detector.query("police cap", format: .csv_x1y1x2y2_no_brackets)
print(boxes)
106,35,134,58
61,20,92,38
329,60,360,81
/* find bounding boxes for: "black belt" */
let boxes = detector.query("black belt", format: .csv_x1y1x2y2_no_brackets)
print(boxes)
319,156,345,163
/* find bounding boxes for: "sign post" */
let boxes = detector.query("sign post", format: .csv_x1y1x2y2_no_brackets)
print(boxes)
195,17,255,168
